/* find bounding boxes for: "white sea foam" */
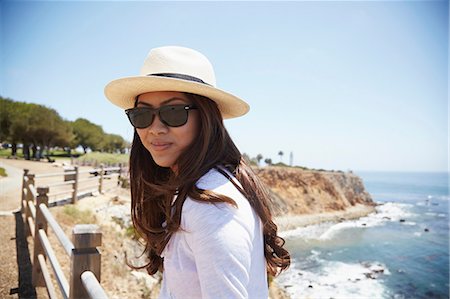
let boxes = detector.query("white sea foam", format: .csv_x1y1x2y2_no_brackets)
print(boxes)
432,195,450,201
417,195,450,206
375,202,415,220
439,195,450,201
279,223,333,240
319,221,361,240
317,203,416,240
280,202,416,241
276,258,390,299
424,212,448,218
402,221,416,226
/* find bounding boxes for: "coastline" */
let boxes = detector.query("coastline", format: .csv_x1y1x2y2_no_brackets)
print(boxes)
270,203,378,299
275,203,377,232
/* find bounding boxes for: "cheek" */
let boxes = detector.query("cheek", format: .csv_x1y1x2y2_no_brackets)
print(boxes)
177,115,200,149
135,129,150,149
188,115,200,144
178,127,198,149
135,129,145,142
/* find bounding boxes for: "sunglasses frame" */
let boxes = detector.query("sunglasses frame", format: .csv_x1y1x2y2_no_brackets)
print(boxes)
125,104,197,128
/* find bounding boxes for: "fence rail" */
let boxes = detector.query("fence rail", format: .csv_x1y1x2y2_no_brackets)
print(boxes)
20,165,119,299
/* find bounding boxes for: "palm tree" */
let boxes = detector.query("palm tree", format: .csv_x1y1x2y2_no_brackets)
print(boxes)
278,151,284,162
256,154,263,166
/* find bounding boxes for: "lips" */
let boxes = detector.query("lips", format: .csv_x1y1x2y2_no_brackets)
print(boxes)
150,141,172,152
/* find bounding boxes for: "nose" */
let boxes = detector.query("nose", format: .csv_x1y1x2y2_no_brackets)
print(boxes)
147,113,168,135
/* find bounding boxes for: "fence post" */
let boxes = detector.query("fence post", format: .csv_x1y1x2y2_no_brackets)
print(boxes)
72,166,79,204
99,164,104,194
118,163,122,187
25,173,35,237
32,186,49,287
70,224,102,299
21,169,29,213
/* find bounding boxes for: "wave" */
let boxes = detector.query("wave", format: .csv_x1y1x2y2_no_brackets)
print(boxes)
276,256,390,299
280,202,416,241
426,195,450,201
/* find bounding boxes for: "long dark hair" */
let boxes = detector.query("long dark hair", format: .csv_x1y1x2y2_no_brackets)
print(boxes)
129,92,290,276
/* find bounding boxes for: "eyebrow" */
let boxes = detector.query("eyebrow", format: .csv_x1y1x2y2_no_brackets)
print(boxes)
136,97,188,108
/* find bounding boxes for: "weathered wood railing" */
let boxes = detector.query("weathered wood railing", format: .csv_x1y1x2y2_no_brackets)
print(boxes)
35,164,123,206
21,166,117,299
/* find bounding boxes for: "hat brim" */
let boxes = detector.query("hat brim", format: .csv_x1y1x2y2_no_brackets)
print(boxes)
104,76,249,119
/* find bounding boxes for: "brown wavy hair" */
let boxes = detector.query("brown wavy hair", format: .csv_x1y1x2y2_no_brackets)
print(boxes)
129,92,290,276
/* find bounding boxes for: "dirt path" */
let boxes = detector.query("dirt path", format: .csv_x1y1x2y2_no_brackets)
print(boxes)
0,158,68,299
0,159,65,213
1,161,25,213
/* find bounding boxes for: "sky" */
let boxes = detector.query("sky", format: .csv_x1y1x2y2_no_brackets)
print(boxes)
1,0,448,172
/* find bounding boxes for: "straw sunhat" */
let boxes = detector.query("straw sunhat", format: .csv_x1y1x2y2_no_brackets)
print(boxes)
104,46,249,119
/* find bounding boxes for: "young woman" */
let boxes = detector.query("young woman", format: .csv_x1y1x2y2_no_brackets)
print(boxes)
105,46,290,298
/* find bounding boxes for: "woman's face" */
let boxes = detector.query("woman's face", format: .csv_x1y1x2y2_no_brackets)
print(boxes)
135,91,199,170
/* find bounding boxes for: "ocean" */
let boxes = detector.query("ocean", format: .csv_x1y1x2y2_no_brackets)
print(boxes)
276,171,449,299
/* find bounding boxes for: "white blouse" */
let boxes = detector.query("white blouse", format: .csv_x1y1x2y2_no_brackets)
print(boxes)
158,168,268,299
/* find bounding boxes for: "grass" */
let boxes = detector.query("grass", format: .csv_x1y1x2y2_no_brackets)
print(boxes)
62,205,96,224
0,148,82,159
125,225,138,239
77,152,129,166
0,148,22,158
0,167,7,177
0,148,126,166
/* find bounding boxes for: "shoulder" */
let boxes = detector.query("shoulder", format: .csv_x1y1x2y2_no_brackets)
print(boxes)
185,167,245,208
181,168,254,231
195,167,236,191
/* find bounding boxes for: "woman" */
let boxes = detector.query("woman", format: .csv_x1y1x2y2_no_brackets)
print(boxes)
105,46,290,298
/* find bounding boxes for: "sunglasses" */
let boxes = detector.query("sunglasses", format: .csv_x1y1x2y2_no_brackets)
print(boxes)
125,104,197,128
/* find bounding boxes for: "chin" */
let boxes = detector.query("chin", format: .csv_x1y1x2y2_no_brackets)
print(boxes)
153,159,174,168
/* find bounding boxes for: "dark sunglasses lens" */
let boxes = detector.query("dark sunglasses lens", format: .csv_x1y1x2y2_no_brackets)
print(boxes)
127,108,154,128
160,106,189,127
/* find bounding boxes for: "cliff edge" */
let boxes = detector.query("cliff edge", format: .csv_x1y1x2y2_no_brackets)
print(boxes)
255,167,375,217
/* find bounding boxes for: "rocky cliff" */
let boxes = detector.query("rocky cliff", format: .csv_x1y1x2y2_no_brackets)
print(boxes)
255,167,375,217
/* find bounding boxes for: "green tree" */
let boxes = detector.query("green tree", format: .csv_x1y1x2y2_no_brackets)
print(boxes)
264,158,272,165
6,101,35,158
71,118,104,153
101,133,128,153
0,97,15,142
25,104,74,158
2,97,127,158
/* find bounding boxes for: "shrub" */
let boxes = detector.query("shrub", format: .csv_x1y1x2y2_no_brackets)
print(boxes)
77,152,129,166
62,205,96,224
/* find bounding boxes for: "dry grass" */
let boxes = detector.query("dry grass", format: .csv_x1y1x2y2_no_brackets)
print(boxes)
0,167,7,177
29,200,161,299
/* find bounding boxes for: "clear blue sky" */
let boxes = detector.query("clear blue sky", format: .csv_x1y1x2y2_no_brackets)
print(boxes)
1,1,448,172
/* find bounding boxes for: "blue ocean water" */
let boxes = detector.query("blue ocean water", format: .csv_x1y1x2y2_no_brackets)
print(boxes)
276,171,449,299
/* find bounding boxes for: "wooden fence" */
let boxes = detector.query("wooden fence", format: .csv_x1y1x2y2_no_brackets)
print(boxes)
21,165,122,299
